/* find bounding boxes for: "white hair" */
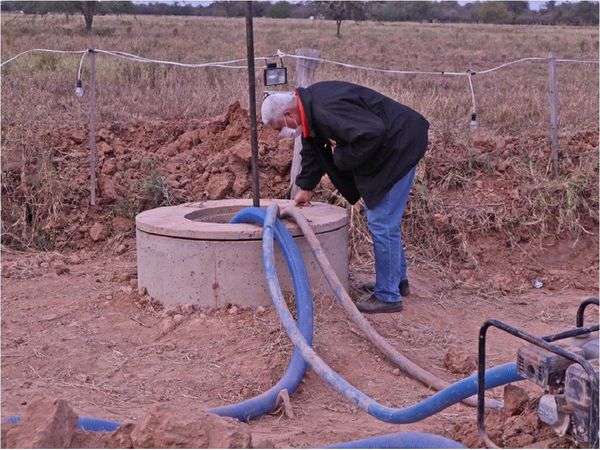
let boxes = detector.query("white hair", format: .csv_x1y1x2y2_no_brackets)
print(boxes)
261,92,296,126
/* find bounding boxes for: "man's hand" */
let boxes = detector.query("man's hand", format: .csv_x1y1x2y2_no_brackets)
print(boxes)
294,189,313,207
329,139,337,152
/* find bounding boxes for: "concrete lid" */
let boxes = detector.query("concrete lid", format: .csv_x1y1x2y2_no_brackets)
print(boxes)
135,199,349,240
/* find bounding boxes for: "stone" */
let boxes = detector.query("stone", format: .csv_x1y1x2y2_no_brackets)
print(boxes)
228,141,252,165
206,172,234,199
112,217,134,234
443,347,477,375
181,304,197,315
503,384,529,416
392,368,401,376
255,306,266,315
66,254,82,265
130,405,251,448
90,223,109,242
138,286,147,296
70,129,87,144
173,314,185,325
53,261,70,275
6,397,78,448
101,158,117,176
99,177,118,202
159,318,174,335
115,243,128,255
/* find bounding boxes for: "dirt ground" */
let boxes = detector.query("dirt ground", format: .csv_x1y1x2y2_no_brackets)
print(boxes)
1,102,598,447
1,230,598,447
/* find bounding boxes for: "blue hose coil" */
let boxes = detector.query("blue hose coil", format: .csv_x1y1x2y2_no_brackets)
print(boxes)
1,204,525,449
207,206,314,421
4,416,120,432
261,204,523,424
328,431,466,448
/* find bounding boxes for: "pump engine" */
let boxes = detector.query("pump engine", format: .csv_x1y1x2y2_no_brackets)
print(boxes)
517,332,599,445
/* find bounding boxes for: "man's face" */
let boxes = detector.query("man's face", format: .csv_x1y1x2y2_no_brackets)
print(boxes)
271,112,298,132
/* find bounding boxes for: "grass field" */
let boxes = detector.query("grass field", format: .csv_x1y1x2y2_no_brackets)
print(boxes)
1,14,598,131
1,15,598,260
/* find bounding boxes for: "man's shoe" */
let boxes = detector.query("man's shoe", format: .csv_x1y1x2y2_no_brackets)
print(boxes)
360,280,411,297
399,279,410,297
355,295,403,314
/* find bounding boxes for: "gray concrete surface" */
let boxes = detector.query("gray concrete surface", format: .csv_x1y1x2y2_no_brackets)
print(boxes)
136,199,349,308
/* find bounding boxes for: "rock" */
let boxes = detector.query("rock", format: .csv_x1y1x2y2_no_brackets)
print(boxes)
503,384,529,416
163,306,181,317
173,314,185,325
115,243,128,255
130,405,251,448
71,129,87,144
497,160,510,172
392,368,401,376
101,158,117,176
97,128,114,142
6,397,78,448
206,172,234,199
53,261,70,275
99,177,118,202
112,217,134,234
97,141,113,157
443,347,477,375
159,318,174,335
432,213,450,231
182,304,197,315
128,277,138,289
138,286,147,296
228,306,239,315
65,254,82,265
1,423,17,448
255,306,266,315
228,141,252,165
90,223,109,242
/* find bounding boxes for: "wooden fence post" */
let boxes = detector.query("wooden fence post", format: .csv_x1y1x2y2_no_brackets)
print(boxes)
88,49,97,205
548,52,559,178
289,48,320,200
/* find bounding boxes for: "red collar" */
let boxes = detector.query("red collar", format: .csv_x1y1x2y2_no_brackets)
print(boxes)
295,91,312,138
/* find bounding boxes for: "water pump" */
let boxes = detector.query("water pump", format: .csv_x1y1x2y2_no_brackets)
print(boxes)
477,297,599,448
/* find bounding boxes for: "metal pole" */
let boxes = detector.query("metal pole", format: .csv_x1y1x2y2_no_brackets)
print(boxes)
548,52,559,178
245,1,260,207
88,49,97,206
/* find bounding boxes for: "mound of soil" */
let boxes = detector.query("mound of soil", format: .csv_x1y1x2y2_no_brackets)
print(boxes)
2,397,251,449
450,384,574,448
1,101,294,249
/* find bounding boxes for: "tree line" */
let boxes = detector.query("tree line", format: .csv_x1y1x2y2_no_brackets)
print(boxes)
1,1,598,31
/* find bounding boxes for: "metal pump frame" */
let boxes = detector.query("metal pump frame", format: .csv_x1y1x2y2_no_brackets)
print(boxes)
477,297,599,449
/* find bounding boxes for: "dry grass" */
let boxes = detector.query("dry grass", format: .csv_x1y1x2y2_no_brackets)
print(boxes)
1,15,598,257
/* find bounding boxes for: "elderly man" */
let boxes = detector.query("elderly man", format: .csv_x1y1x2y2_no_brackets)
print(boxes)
261,81,429,314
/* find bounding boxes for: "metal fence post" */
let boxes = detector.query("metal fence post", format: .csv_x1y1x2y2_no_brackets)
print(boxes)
548,52,559,178
289,48,320,200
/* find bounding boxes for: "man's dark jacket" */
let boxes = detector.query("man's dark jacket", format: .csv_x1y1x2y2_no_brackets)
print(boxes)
295,81,429,209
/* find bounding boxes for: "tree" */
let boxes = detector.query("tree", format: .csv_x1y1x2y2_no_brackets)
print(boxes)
322,1,367,37
505,1,529,15
77,1,96,33
477,2,512,24
266,1,292,19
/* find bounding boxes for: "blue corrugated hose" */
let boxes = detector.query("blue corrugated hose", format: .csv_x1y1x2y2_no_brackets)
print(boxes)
327,431,466,448
261,204,523,424
2,204,523,449
4,416,119,432
207,206,314,420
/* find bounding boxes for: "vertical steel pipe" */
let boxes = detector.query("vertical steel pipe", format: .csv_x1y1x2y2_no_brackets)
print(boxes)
245,1,260,207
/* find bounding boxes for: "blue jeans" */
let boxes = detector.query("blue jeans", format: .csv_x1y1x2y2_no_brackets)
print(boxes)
364,167,417,303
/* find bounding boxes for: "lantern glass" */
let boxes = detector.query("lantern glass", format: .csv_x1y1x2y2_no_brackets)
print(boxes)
263,67,287,86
